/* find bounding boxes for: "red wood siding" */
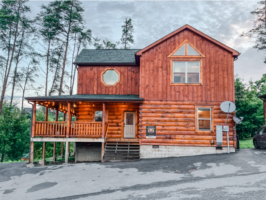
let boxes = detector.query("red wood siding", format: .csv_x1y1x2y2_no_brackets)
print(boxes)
139,29,235,102
77,66,139,95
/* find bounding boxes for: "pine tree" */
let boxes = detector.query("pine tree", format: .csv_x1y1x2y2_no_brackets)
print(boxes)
241,0,266,62
70,28,91,95
120,18,134,49
58,0,85,95
0,0,31,114
35,1,62,96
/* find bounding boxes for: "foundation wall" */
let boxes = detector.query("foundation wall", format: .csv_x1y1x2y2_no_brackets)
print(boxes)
140,145,235,159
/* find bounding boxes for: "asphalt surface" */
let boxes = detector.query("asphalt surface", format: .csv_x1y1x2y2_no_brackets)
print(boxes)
1,148,266,200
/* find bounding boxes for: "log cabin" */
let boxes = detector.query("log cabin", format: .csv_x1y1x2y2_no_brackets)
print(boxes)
26,24,240,164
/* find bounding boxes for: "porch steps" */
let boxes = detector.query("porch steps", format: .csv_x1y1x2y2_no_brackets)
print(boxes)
103,142,140,162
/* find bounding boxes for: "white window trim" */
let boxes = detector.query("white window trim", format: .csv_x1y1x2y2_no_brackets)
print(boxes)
197,108,211,131
173,61,200,84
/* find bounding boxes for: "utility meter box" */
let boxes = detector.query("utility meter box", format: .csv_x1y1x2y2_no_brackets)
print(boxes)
216,125,223,145
223,126,229,132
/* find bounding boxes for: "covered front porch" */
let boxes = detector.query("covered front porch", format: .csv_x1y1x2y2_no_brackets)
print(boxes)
25,95,143,165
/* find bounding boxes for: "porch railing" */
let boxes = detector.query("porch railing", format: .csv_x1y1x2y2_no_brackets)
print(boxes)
35,121,67,137
34,121,103,138
70,122,102,138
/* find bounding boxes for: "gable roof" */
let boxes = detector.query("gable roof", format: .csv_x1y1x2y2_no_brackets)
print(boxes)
74,49,141,66
136,24,240,58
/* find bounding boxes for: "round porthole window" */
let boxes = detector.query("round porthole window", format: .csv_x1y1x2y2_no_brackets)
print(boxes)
102,69,120,86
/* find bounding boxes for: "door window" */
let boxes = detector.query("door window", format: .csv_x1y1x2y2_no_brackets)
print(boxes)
126,113,134,125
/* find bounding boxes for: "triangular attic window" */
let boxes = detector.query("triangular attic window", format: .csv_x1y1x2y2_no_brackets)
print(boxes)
169,40,204,57
173,44,185,56
187,44,200,56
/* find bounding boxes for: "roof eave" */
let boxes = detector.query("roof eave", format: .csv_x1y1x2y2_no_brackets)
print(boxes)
73,62,138,66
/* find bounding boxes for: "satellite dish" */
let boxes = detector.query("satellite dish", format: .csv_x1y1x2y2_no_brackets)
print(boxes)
220,101,236,113
233,116,243,125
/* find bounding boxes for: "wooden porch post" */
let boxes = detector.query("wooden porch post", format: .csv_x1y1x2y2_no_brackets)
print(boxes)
61,113,66,156
53,110,58,161
65,140,69,164
65,103,71,164
67,103,71,138
101,103,106,162
30,101,36,164
45,107,48,121
102,103,106,138
41,142,45,165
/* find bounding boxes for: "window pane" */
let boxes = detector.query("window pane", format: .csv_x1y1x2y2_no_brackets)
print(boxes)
173,44,185,56
187,73,199,83
198,120,210,130
173,62,186,72
198,108,210,118
187,62,200,72
126,113,134,125
187,44,200,56
103,70,119,85
95,111,102,122
174,73,185,83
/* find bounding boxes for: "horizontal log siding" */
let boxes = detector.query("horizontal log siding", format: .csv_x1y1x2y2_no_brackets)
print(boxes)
77,66,139,95
139,29,235,101
76,103,139,139
139,101,235,147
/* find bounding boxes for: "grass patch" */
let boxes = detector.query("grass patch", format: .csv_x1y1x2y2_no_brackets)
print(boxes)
240,137,254,149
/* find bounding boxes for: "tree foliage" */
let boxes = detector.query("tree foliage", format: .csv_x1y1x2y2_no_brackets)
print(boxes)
0,102,30,162
121,18,134,49
235,75,264,138
241,0,266,63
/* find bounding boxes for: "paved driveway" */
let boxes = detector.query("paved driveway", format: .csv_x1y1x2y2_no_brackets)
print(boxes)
1,148,266,200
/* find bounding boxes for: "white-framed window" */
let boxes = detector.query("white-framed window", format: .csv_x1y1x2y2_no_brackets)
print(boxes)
173,61,200,83
197,108,211,131
95,111,103,122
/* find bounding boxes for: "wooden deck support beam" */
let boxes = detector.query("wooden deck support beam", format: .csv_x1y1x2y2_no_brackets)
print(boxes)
30,102,36,164
65,141,69,164
101,103,106,162
61,113,66,156
67,103,71,138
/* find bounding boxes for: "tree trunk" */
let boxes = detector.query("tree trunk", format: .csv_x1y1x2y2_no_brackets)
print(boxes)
1,143,6,162
0,9,20,114
49,51,62,96
59,27,70,95
45,39,51,96
10,30,25,105
70,33,77,95
70,43,81,95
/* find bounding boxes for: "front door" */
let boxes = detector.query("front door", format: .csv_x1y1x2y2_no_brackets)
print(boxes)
124,112,135,138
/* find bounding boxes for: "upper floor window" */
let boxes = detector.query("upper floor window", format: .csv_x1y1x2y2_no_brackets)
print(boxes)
173,61,200,83
101,69,120,86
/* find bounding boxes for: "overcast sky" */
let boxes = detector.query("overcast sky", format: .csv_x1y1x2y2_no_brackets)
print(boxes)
11,0,266,107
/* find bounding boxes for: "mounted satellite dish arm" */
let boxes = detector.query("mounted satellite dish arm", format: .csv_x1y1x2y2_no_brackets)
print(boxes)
225,103,231,124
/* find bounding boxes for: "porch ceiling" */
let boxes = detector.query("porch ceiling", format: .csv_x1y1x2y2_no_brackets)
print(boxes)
25,94,144,102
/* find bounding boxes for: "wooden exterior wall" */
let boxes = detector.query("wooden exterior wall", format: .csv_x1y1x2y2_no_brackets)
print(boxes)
77,66,139,95
76,102,140,139
139,101,235,147
139,29,235,102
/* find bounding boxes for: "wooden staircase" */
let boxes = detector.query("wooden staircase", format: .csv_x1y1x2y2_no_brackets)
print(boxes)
103,141,140,162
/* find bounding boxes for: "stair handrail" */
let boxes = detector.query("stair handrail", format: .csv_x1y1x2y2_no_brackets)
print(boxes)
104,122,109,141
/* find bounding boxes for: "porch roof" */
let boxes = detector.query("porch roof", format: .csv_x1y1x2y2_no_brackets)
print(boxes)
25,94,144,102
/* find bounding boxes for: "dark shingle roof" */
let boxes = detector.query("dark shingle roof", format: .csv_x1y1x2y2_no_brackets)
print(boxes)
73,49,141,66
25,94,144,102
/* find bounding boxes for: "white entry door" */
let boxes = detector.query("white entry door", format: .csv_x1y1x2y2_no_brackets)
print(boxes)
124,112,135,138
